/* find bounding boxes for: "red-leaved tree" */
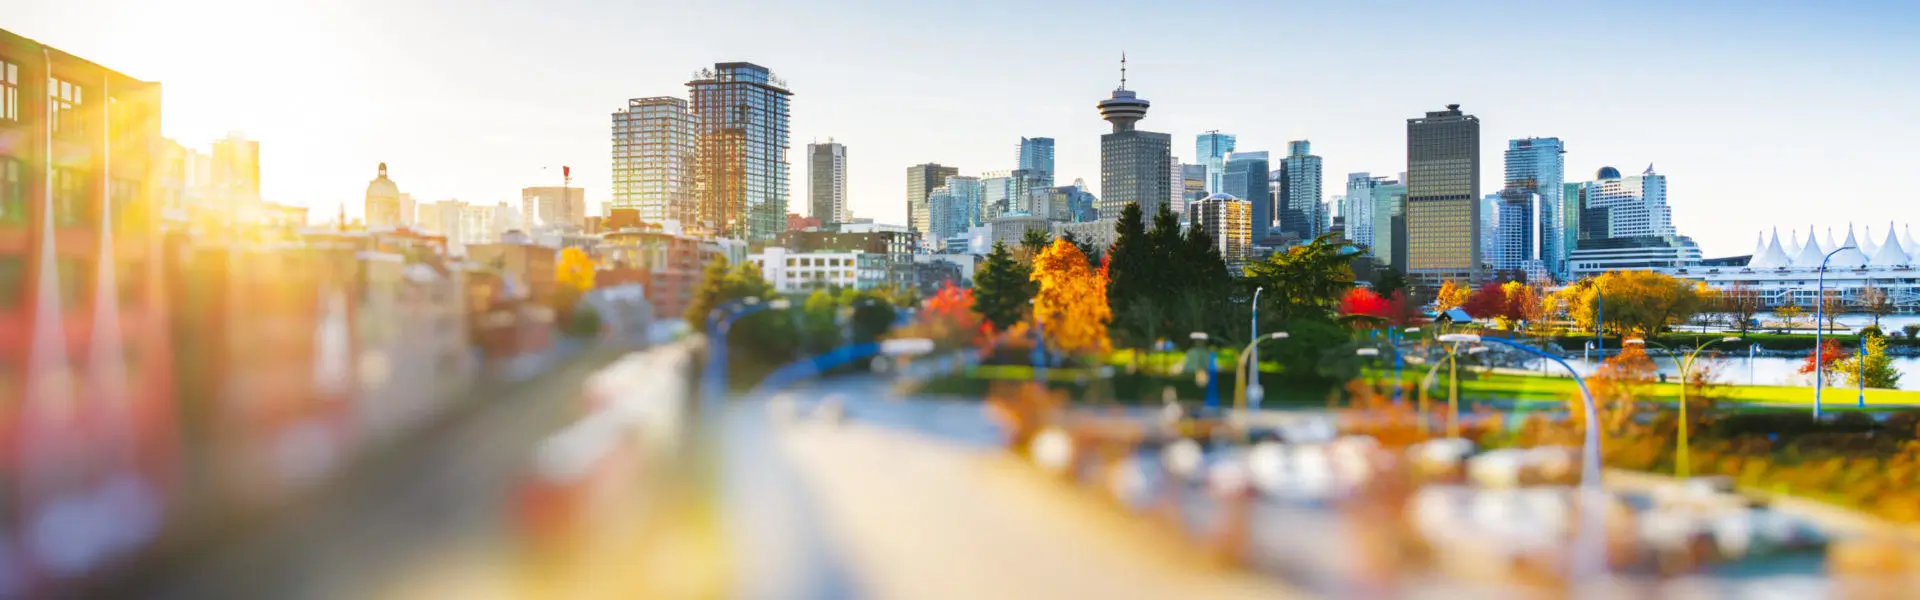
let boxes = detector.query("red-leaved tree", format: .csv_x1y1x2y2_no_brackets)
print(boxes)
1460,282,1507,323
1339,288,1392,323
1797,339,1851,384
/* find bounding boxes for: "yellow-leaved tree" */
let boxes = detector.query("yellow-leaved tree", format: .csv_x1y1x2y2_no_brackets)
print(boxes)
1434,280,1470,311
556,247,597,292
1030,238,1111,354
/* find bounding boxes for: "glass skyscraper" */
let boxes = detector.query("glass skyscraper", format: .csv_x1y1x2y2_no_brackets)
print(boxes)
1278,140,1323,239
944,175,984,229
1223,151,1270,235
1179,163,1207,216
1196,131,1236,193
689,62,791,240
1504,137,1566,277
1099,84,1172,219
611,96,695,225
1018,137,1055,188
1405,104,1481,282
906,163,959,237
808,139,847,225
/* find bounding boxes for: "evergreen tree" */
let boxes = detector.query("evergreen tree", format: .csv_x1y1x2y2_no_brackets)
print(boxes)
973,241,1035,329
1180,217,1229,288
1060,230,1101,268
1019,227,1052,260
1106,203,1151,319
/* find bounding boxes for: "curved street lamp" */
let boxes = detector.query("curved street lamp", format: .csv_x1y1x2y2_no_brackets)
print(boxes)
1235,331,1290,410
1625,336,1740,478
1813,244,1855,419
1419,342,1487,438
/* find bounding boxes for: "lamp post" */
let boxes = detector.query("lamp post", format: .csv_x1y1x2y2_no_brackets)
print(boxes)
1858,333,1868,408
1396,327,1418,402
1235,331,1290,411
1419,342,1487,438
1355,346,1382,398
1439,333,1605,581
1814,245,1854,420
1248,286,1264,399
1626,336,1739,479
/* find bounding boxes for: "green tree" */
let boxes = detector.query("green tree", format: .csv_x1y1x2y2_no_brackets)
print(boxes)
973,241,1035,330
1241,234,1361,325
1179,216,1229,290
1059,230,1102,268
1106,203,1152,321
1371,265,1408,299
1837,333,1903,389
1019,227,1052,260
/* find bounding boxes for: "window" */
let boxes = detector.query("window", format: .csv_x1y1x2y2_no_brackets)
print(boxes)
1,60,16,121
52,168,88,226
49,77,82,136
0,158,21,224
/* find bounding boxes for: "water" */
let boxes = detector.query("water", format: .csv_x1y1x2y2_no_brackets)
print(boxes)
1542,354,1920,391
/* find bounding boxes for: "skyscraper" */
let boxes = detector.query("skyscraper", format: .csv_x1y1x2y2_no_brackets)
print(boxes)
1504,137,1566,277
210,131,260,207
1098,57,1173,219
1191,193,1251,271
1344,173,1376,248
1223,151,1270,235
1347,173,1410,269
1278,140,1323,239
689,62,792,240
1018,137,1055,188
1577,165,1672,240
611,96,696,225
1196,131,1236,193
808,140,848,224
906,163,959,237
1179,163,1207,216
1405,104,1481,282
945,175,984,229
1491,188,1539,274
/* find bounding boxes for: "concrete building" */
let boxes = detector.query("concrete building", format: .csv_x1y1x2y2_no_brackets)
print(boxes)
749,247,872,293
808,139,847,225
366,163,405,228
522,185,587,231
1097,62,1172,219
689,62,791,240
209,131,260,209
1344,173,1376,249
611,96,696,225
906,162,958,237
1052,218,1119,256
1179,163,1207,217
1349,173,1406,269
1191,193,1252,272
1196,131,1236,193
1505,137,1565,277
1573,165,1672,242
1405,104,1482,283
1278,140,1322,239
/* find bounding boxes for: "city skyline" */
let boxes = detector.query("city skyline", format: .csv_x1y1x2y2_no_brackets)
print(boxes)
12,0,1918,256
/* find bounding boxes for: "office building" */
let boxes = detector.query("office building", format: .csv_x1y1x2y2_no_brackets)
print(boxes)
906,162,959,236
1196,131,1236,193
980,170,1012,221
689,62,792,240
1222,151,1270,235
1490,188,1540,274
1575,165,1672,242
1481,193,1501,264
1097,60,1173,219
808,140,848,225
1504,137,1565,276
1061,179,1100,223
1277,140,1323,239
1179,164,1208,217
1405,104,1481,282
944,175,984,229
927,186,960,249
611,96,696,225
1018,137,1055,188
1191,193,1252,272
209,131,260,208
522,186,587,230
1348,172,1407,269
1344,173,1375,248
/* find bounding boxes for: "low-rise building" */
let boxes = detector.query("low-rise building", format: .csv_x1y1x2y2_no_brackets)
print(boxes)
750,247,882,293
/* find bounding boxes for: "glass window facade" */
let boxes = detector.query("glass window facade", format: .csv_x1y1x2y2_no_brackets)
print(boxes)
1196,132,1236,193
690,63,791,240
1100,131,1172,220
612,96,697,225
1405,105,1481,278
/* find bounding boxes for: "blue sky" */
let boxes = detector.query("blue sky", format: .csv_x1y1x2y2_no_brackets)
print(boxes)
9,0,1919,256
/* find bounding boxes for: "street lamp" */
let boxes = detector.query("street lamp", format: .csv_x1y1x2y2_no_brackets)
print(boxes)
1626,335,1739,479
1428,334,1487,438
1438,333,1606,581
702,296,792,409
1235,331,1290,410
1814,245,1855,420
1248,286,1265,394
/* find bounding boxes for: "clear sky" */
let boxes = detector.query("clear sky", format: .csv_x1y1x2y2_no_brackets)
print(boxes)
9,0,1919,256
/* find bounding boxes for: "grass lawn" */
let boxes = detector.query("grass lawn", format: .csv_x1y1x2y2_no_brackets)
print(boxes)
1444,369,1920,409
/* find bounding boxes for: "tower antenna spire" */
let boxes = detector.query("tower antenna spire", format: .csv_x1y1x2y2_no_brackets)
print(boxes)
1119,52,1128,90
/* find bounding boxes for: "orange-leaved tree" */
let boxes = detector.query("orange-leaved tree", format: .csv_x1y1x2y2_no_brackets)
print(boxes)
1588,343,1657,434
1434,279,1470,311
1031,238,1111,354
556,246,597,292
899,281,982,350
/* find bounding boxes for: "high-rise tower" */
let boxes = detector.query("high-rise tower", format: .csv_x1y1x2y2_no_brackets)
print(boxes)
689,62,791,240
1098,54,1172,219
1405,104,1481,283
612,96,696,225
808,140,847,224
1196,131,1236,193
1278,140,1323,239
1504,137,1565,277
906,163,959,236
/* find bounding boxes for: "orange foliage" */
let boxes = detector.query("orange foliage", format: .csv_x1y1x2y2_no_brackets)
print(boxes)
1030,238,1111,354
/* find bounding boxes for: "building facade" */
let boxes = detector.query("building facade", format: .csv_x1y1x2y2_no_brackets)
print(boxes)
906,162,958,237
807,140,847,225
1278,140,1322,239
1097,78,1171,220
1223,151,1270,236
521,186,587,231
944,175,983,229
749,247,871,293
1504,137,1565,277
689,62,791,240
208,131,260,209
1191,193,1252,272
1017,136,1054,187
610,96,696,225
365,163,404,228
1574,165,1672,241
1178,163,1207,217
1196,131,1235,193
1405,104,1481,283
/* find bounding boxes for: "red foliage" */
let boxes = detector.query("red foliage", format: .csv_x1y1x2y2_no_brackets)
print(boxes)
1797,339,1851,376
1339,288,1392,320
1460,282,1507,321
925,281,975,320
1385,290,1419,326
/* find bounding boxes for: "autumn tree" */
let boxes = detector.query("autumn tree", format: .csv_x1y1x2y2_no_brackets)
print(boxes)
556,247,597,292
1502,281,1545,330
1836,333,1903,389
1797,339,1850,386
1338,287,1391,329
1434,280,1470,311
1774,300,1806,333
1460,282,1507,325
1588,344,1657,434
1720,281,1763,335
973,241,1035,330
1820,291,1846,332
1565,271,1711,337
893,281,981,351
1858,285,1894,329
1030,238,1111,354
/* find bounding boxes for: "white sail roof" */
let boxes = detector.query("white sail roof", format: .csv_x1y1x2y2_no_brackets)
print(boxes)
1861,224,1881,256
1783,228,1803,258
1870,224,1909,267
1791,228,1829,267
1825,228,1841,257
1748,229,1791,269
1829,229,1870,269
1906,225,1920,262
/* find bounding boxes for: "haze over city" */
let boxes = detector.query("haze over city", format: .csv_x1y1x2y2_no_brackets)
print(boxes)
10,0,1918,256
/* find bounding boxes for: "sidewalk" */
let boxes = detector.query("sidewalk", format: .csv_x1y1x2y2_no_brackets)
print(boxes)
778,421,1308,600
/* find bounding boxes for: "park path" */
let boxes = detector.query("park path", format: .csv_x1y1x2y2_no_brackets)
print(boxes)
777,419,1309,600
